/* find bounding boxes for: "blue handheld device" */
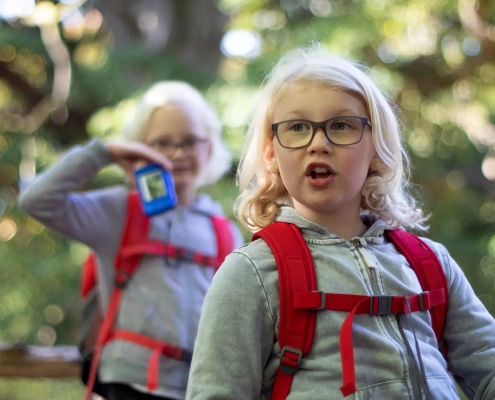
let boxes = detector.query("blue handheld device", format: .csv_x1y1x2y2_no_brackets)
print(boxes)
135,164,177,216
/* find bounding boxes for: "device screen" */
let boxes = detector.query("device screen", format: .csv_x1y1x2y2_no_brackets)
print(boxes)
139,170,168,201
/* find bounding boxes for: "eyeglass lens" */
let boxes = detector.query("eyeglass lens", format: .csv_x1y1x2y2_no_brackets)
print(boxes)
275,117,366,148
148,138,207,155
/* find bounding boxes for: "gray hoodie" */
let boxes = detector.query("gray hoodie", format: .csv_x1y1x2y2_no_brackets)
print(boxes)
18,139,244,399
186,206,495,400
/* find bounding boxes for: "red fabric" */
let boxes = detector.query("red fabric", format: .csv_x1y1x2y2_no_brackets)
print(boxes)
211,215,235,269
293,290,445,314
84,192,150,400
253,223,317,400
336,291,445,396
81,252,97,298
83,192,234,399
254,223,448,399
121,241,221,268
386,230,449,345
111,329,189,391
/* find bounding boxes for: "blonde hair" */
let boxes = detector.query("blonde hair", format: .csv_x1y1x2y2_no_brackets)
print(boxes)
122,81,232,186
235,46,427,232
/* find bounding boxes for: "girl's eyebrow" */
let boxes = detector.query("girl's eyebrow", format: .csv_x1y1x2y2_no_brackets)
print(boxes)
283,108,362,119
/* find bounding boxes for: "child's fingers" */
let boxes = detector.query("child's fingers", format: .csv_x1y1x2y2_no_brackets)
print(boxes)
125,142,172,171
143,147,173,171
106,141,172,171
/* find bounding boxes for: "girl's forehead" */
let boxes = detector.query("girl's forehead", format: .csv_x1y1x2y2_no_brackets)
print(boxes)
275,81,348,97
146,104,207,138
156,102,191,115
270,82,369,119
271,82,355,109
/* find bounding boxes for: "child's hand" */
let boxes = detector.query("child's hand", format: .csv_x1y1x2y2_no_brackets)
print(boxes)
104,140,172,186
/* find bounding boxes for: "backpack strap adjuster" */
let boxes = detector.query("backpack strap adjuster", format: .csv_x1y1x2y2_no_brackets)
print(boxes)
309,291,326,310
418,291,430,311
176,247,195,261
280,346,302,375
115,271,131,289
180,349,193,364
369,295,393,315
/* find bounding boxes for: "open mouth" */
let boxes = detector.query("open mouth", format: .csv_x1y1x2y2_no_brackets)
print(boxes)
310,166,332,180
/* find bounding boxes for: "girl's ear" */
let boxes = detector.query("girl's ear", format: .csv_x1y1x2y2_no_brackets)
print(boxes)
369,155,383,172
263,140,278,173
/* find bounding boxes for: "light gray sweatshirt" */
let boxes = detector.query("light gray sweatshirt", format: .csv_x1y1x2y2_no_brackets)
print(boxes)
186,206,495,400
18,139,244,399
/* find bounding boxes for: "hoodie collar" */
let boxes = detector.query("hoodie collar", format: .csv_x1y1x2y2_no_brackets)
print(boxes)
275,205,390,243
173,193,225,217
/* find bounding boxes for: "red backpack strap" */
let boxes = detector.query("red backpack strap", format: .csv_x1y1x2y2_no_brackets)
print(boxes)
84,190,151,400
210,215,234,269
81,252,98,299
119,215,234,269
253,222,317,400
386,230,449,350
116,190,151,271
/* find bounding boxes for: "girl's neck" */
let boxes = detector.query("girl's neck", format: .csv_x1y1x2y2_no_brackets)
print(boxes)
176,188,196,208
294,204,368,240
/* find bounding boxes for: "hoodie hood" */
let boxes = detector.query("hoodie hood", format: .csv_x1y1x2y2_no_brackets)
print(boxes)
275,205,391,244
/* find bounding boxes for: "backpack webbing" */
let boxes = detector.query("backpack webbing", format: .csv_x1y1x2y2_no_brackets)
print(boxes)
253,222,448,399
82,191,234,399
386,229,449,347
84,191,149,400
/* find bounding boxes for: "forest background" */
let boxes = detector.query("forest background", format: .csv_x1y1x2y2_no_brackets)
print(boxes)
0,0,494,399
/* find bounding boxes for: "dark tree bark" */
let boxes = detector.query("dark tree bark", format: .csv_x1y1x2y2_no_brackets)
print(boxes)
97,0,227,77
4,0,228,145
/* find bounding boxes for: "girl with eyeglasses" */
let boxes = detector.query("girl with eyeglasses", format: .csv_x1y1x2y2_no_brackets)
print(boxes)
185,48,495,399
18,81,244,400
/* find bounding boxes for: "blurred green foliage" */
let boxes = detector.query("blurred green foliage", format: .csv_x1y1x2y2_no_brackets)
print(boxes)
0,0,494,398
0,378,84,400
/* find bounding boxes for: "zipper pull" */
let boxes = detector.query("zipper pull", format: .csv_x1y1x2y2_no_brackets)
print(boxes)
349,237,366,248
350,238,376,269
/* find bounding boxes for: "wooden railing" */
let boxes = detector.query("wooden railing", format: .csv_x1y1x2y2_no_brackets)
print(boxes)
0,343,81,378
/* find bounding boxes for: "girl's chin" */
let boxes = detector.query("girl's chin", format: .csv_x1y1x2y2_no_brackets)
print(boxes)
172,175,198,191
172,172,191,182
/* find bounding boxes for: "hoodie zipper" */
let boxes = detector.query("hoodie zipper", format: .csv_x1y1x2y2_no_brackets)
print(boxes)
349,238,422,400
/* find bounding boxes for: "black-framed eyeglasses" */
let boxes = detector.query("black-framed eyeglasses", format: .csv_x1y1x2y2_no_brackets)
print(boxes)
271,116,371,149
147,137,209,156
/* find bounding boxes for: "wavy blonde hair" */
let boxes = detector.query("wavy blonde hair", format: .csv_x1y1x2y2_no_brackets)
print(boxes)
235,47,427,232
122,81,232,186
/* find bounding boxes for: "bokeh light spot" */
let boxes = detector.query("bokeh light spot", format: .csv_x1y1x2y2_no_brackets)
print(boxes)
36,325,57,346
462,37,481,56
0,218,17,242
480,202,495,223
43,304,64,325
481,156,495,181
220,30,261,59
446,170,465,190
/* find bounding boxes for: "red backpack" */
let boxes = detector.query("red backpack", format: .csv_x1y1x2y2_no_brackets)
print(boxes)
253,222,448,399
79,191,234,400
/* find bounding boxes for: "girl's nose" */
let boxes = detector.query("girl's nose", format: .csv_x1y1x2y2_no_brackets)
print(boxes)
167,145,185,160
307,128,332,153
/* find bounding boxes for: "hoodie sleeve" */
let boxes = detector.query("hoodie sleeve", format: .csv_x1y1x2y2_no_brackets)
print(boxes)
18,138,127,252
186,250,275,399
432,243,495,399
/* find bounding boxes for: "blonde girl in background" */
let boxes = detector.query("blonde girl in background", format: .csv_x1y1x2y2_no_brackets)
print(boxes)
19,81,244,400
